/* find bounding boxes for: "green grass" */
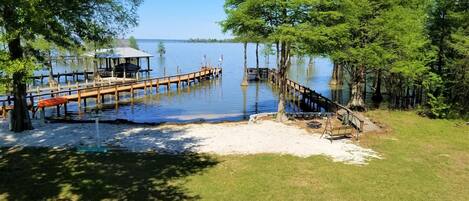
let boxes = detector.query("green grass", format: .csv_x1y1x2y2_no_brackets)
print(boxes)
1,111,468,200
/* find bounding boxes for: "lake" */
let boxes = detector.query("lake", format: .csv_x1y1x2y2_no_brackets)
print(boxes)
37,40,350,123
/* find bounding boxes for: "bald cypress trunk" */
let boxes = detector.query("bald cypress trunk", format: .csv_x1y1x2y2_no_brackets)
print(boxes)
276,42,290,122
347,65,366,111
255,42,260,80
9,37,33,132
241,42,248,86
372,69,383,103
276,42,280,69
4,4,33,132
330,62,343,86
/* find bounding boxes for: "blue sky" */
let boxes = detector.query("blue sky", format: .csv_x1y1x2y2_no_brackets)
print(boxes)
127,0,231,40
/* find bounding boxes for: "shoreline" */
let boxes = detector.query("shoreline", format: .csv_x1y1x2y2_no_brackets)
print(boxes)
0,118,380,165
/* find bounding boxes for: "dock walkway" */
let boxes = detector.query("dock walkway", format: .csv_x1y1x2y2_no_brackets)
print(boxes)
268,69,365,132
1,67,222,117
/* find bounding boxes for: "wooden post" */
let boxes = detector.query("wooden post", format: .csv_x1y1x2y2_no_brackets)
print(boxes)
144,80,147,95
29,93,34,108
96,87,101,106
149,79,153,94
1,101,6,119
147,57,150,72
177,75,181,88
40,107,45,125
64,103,68,116
56,105,60,117
130,83,134,99
156,79,159,93
167,77,170,90
115,85,119,102
78,90,82,109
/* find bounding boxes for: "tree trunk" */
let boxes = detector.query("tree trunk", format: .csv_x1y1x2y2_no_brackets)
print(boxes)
330,62,340,86
8,37,33,132
276,42,280,69
276,42,290,122
241,42,248,86
255,43,259,69
347,65,366,111
372,70,383,103
308,56,314,67
255,42,260,80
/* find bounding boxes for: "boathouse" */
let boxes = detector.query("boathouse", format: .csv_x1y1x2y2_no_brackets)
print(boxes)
85,47,153,78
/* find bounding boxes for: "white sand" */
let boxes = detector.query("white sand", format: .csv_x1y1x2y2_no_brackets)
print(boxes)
0,120,380,165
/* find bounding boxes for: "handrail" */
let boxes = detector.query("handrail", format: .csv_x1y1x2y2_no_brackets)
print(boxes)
1,68,220,103
268,69,365,132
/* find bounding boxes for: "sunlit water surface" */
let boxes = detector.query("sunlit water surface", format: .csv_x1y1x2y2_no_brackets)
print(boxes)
35,40,350,123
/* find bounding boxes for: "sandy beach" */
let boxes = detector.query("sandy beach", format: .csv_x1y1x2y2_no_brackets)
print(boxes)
0,119,380,165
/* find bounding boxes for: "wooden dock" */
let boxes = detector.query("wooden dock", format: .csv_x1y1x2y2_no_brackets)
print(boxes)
268,69,365,132
1,67,222,118
31,71,95,84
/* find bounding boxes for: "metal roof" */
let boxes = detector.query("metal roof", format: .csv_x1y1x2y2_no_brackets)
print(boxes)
84,47,153,59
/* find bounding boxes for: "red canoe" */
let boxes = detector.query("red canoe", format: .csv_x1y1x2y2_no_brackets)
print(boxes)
37,97,68,108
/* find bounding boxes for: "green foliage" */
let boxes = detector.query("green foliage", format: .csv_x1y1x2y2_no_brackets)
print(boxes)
0,51,36,93
1,0,142,50
426,94,450,118
1,0,142,131
157,41,166,57
128,36,139,50
427,0,469,117
261,43,275,58
0,0,142,79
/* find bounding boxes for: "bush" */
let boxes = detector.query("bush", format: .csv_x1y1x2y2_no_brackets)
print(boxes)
426,94,449,118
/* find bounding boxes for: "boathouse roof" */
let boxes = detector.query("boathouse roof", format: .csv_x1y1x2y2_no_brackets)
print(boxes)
84,47,153,59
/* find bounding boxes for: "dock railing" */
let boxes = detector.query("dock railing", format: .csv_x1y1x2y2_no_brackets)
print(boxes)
268,69,364,132
0,67,222,117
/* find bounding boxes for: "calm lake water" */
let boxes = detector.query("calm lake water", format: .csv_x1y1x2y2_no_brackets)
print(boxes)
37,40,350,123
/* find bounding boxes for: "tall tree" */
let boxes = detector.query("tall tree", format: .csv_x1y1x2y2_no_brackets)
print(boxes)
222,0,313,120
157,41,166,57
0,0,142,132
128,36,139,50
261,43,275,68
427,0,469,117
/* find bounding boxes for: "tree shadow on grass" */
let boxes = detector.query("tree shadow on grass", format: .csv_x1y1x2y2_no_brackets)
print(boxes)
0,147,218,200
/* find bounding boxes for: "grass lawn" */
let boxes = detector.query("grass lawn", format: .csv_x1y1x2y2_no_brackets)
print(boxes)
1,110,468,200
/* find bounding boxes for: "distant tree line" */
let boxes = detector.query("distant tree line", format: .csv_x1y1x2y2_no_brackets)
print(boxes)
188,38,235,43
221,0,468,119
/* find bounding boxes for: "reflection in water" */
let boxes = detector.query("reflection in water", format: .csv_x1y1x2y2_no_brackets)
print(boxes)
242,86,247,120
36,41,349,123
158,56,166,76
288,56,350,105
